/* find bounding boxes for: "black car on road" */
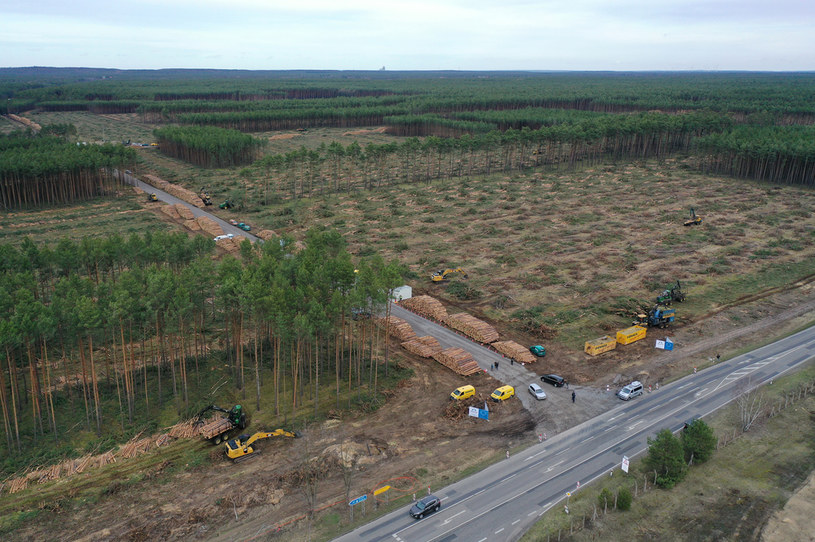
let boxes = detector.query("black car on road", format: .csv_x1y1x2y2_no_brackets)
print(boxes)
540,374,565,387
409,495,441,519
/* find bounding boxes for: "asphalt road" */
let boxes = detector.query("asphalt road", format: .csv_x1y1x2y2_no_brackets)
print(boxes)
335,316,815,542
119,170,259,243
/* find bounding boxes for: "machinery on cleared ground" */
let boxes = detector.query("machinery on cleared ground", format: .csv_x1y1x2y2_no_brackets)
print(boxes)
147,193,158,202
193,404,247,443
199,189,213,206
656,280,686,305
636,305,676,328
683,207,702,226
430,267,468,282
219,200,233,209
224,429,300,462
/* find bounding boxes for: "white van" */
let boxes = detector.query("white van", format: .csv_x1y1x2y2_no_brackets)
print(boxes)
617,381,643,401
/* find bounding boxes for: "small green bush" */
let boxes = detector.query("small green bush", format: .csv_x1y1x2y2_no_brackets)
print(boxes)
598,488,614,510
617,487,632,511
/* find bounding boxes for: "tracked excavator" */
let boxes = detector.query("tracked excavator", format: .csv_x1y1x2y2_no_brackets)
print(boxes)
224,429,301,462
430,267,468,282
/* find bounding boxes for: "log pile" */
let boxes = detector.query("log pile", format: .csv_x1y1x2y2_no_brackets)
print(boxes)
9,114,41,131
160,203,181,220
2,424,193,494
444,313,499,344
199,417,233,440
118,435,153,459
492,341,536,364
143,174,204,208
196,215,225,238
432,347,481,375
174,204,195,220
255,229,278,241
401,336,442,358
169,419,201,438
398,295,448,321
378,316,417,342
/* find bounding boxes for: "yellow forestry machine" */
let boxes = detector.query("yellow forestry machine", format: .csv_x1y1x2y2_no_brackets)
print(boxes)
683,207,702,226
224,429,301,462
147,193,158,202
199,188,213,206
430,267,468,282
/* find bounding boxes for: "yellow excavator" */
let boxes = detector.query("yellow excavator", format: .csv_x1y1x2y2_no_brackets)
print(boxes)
683,207,702,226
224,429,300,462
147,193,158,202
430,267,468,282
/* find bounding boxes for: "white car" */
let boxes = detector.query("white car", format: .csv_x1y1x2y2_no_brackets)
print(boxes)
528,383,547,400
213,234,235,241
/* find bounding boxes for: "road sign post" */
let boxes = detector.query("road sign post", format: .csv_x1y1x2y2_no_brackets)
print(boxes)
349,494,368,522
622,455,630,473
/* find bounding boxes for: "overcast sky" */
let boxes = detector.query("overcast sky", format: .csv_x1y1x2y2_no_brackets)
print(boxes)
2,0,814,71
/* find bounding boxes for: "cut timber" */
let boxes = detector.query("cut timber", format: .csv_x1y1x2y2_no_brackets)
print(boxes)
378,316,417,342
444,313,499,344
160,203,181,220
584,335,617,356
199,417,233,440
255,229,278,241
492,340,536,364
616,325,646,345
174,204,195,220
196,215,224,238
401,336,442,358
432,347,481,375
398,295,448,321
169,419,200,439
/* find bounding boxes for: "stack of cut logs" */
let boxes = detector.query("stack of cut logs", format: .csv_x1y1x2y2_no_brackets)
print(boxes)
2,420,199,494
378,316,417,342
401,336,442,357
492,340,536,364
444,313,500,343
432,347,481,375
398,295,449,321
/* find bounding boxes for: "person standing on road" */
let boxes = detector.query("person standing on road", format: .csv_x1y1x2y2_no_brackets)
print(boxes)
495,360,499,370
571,391,576,403
511,358,514,366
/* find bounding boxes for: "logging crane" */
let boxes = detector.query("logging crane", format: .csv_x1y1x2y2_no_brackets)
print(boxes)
224,429,301,462
193,404,247,444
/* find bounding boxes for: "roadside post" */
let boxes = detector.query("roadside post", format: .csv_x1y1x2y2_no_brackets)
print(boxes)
349,494,367,522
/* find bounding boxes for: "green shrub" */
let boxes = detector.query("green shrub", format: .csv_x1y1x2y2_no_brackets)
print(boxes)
446,281,483,300
617,487,632,511
598,488,614,510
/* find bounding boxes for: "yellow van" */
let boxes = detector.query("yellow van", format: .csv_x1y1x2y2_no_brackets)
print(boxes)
490,385,515,402
450,385,475,401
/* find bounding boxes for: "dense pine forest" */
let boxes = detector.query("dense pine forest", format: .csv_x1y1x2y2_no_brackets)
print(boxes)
0,229,402,474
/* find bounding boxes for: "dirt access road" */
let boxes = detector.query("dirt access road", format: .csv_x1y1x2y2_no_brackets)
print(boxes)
11,284,815,542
